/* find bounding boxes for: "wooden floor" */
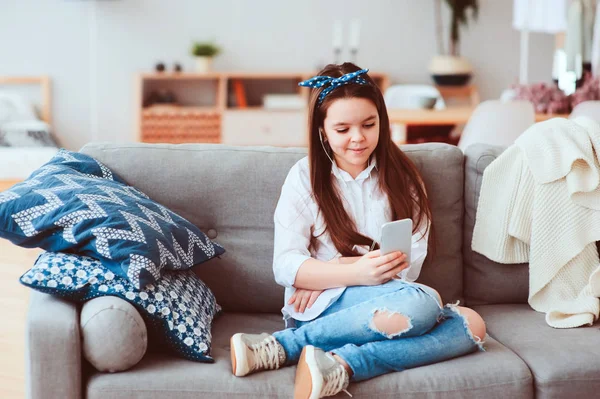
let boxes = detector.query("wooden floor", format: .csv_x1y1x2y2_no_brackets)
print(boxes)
0,239,42,399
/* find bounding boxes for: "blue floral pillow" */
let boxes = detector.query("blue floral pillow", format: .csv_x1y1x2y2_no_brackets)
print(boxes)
0,149,225,289
20,251,221,362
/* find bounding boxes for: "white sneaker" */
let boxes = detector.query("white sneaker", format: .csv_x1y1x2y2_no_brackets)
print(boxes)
294,346,351,399
230,333,285,377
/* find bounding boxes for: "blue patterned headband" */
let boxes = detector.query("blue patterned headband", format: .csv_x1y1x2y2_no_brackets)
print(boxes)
298,68,370,105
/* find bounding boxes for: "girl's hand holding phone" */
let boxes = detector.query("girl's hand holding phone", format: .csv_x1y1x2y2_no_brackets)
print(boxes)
352,249,408,286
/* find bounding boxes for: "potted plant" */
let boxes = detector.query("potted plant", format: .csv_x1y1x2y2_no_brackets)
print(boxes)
429,0,479,86
190,41,221,73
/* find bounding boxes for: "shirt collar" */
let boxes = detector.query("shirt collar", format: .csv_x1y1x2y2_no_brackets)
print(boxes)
331,156,378,182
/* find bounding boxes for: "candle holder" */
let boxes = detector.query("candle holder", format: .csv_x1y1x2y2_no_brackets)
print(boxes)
333,47,342,64
350,48,358,64
349,19,361,64
332,20,343,65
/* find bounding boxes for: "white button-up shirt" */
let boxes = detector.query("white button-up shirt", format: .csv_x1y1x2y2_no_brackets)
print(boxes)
272,156,429,324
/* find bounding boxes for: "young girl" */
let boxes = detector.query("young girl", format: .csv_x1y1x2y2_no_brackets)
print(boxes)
230,63,486,399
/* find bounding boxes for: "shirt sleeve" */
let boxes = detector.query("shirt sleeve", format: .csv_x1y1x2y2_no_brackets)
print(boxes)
400,217,430,282
399,184,430,282
272,164,315,288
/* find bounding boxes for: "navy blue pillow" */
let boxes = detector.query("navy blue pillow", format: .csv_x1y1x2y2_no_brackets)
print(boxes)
0,149,224,289
21,252,221,362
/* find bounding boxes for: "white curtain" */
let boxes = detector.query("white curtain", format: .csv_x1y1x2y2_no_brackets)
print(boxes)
513,0,568,33
513,0,568,84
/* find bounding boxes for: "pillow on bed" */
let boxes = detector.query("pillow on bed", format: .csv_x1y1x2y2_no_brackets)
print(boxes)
21,252,221,362
0,120,57,147
0,149,225,289
0,91,38,124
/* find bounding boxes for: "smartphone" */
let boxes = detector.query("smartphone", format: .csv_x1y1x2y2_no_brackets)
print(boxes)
380,218,413,260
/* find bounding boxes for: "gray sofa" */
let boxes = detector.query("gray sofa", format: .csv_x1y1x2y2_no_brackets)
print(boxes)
25,142,600,399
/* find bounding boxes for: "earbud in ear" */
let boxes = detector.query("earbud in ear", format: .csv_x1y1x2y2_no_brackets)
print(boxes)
318,127,335,165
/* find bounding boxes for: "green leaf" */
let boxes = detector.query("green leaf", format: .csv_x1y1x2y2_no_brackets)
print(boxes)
190,42,221,57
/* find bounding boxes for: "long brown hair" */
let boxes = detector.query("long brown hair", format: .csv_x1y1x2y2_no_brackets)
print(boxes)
307,62,433,257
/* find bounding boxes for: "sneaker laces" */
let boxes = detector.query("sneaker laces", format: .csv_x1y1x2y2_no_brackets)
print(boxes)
250,335,281,371
321,361,352,397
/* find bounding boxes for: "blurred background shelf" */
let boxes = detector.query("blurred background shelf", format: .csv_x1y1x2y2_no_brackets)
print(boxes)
136,71,389,145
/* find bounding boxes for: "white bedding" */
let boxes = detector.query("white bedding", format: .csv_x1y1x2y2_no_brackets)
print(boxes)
0,147,58,179
0,90,59,180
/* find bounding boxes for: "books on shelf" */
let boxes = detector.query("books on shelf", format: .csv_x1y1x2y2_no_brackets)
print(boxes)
232,79,247,108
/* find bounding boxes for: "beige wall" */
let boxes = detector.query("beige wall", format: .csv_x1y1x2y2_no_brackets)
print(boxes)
0,0,554,150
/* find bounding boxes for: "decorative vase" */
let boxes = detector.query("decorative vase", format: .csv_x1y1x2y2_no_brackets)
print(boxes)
195,56,213,73
428,55,472,86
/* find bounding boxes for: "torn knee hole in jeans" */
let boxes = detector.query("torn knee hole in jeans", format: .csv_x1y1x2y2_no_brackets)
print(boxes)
445,302,486,351
368,308,413,339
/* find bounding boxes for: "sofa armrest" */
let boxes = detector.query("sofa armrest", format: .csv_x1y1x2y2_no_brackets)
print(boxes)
25,291,82,399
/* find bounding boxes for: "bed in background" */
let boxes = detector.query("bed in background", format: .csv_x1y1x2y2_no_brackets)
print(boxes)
0,76,58,192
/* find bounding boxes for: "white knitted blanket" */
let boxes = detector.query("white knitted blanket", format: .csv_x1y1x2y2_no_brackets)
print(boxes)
472,116,600,328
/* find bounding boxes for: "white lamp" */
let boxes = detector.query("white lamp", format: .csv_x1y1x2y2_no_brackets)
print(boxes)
513,0,567,84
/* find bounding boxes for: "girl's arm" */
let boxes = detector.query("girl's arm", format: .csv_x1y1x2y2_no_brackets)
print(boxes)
272,162,369,290
337,256,361,264
294,250,405,290
272,163,336,289
292,258,358,290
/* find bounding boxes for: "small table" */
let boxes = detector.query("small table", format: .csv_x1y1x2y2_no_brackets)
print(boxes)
387,106,474,126
388,107,570,126
534,113,569,122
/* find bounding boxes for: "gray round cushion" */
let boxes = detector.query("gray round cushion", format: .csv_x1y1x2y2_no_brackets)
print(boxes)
80,296,148,372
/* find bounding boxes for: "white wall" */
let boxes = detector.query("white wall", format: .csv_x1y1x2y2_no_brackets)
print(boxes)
0,0,554,150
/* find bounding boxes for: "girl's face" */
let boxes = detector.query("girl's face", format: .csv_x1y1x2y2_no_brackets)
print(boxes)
322,97,380,178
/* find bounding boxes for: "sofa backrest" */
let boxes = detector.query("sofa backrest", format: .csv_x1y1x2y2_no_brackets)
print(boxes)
81,142,465,313
463,144,529,305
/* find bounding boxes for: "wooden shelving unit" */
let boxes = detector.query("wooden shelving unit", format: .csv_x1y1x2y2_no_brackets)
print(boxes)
135,71,389,145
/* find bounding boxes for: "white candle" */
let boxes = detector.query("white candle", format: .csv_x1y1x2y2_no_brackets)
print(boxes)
349,19,361,49
332,20,343,49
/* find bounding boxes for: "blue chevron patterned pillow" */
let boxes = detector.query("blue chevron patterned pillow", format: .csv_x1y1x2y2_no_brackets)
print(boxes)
0,149,225,289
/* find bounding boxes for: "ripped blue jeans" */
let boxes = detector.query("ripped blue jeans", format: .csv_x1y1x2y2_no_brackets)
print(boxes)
272,280,484,382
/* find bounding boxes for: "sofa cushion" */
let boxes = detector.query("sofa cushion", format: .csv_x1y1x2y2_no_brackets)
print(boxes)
0,149,225,289
404,144,465,304
86,312,532,399
80,142,465,312
473,304,600,399
21,251,220,362
463,144,529,305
